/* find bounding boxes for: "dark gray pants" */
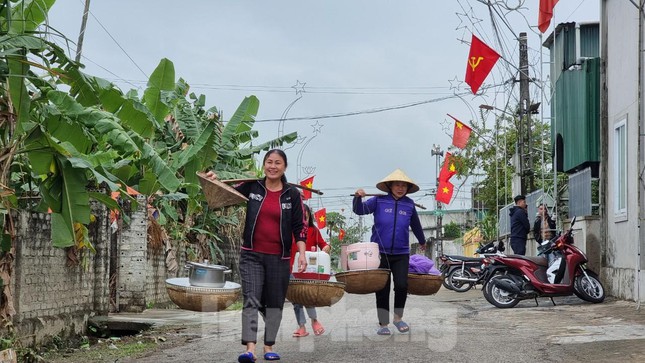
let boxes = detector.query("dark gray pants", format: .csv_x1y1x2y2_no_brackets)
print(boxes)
239,250,291,346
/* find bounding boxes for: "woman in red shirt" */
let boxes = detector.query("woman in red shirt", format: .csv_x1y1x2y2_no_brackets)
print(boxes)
290,204,331,337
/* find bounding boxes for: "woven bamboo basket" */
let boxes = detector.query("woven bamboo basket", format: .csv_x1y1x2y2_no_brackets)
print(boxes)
334,269,391,294
197,172,248,209
166,278,241,312
286,280,346,307
407,273,442,296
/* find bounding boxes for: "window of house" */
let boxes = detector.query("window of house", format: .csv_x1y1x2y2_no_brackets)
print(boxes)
614,118,627,218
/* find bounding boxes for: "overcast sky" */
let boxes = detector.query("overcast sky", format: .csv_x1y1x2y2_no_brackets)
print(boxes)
46,0,599,224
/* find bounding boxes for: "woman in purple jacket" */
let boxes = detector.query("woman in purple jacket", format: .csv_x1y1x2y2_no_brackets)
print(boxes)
353,169,426,335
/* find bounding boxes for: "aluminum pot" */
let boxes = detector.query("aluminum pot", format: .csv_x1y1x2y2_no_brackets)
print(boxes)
186,261,232,288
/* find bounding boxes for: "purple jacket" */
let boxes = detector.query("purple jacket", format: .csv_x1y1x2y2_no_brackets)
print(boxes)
352,194,425,255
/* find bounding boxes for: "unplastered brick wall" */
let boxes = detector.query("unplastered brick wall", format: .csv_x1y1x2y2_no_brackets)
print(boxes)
117,194,182,311
11,203,110,346
117,194,148,312
143,241,184,309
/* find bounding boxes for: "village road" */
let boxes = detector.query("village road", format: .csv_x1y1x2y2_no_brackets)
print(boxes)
114,286,645,363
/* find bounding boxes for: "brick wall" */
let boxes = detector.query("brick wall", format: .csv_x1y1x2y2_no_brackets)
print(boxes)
116,194,183,312
6,194,236,345
11,203,110,346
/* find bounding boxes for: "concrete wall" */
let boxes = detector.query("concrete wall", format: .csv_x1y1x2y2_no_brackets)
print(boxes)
602,0,643,302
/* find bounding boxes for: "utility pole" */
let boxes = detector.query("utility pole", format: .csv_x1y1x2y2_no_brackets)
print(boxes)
431,144,444,259
518,32,534,195
75,0,92,63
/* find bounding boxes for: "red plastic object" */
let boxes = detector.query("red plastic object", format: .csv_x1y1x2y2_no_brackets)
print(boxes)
292,272,331,281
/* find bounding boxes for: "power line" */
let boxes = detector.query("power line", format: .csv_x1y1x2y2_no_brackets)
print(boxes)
252,83,506,123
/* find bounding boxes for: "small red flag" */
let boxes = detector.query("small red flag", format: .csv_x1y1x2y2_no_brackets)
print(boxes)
299,175,315,200
436,180,454,205
339,228,346,241
464,34,500,94
538,0,559,33
314,208,327,229
448,114,472,149
439,152,457,182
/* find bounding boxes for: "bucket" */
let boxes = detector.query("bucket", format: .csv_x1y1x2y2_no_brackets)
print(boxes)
346,242,381,270
292,251,331,280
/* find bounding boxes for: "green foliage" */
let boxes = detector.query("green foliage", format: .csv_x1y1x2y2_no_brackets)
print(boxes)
459,111,553,214
443,221,461,239
477,212,498,241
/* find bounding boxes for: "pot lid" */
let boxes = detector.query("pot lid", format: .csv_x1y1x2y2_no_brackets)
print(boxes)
186,261,229,270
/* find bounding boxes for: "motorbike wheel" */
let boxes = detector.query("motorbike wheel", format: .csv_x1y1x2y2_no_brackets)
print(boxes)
483,275,520,308
574,270,605,303
447,268,475,293
442,272,455,290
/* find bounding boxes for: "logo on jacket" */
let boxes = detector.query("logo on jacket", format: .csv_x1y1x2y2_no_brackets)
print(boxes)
399,210,408,216
249,193,263,201
282,203,292,210
384,208,393,213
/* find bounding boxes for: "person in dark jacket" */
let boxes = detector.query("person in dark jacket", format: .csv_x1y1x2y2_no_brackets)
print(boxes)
533,203,556,245
206,149,307,363
509,194,530,255
353,169,426,336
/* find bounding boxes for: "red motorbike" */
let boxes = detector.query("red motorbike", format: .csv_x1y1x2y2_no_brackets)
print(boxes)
481,217,605,308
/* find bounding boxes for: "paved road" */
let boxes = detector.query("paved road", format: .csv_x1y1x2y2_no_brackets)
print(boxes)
113,286,645,363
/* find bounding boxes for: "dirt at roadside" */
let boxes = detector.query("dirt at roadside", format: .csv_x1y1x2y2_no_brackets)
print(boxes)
40,325,199,363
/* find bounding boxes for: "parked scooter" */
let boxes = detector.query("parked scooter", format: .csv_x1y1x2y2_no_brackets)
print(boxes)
481,217,605,308
439,240,504,292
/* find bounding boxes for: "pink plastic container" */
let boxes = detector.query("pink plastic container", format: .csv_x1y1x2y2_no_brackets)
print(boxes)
346,242,381,270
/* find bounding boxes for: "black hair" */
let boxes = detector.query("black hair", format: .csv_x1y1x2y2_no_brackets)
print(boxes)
303,204,315,227
262,149,288,183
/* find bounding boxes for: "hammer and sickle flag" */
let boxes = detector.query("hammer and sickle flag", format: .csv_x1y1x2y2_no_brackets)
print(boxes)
464,34,500,94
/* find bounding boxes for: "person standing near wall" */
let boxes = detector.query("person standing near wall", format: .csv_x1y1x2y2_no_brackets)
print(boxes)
509,194,530,255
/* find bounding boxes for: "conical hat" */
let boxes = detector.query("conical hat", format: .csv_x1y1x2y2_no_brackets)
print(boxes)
376,169,420,194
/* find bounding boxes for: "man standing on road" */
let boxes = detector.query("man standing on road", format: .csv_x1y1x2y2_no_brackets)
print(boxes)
509,195,530,255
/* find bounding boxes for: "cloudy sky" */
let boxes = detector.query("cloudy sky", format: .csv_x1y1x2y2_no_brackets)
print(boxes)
46,0,598,223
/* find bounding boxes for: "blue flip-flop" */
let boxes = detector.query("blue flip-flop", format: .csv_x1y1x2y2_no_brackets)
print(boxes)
238,351,256,363
264,352,281,361
393,320,410,333
376,326,391,335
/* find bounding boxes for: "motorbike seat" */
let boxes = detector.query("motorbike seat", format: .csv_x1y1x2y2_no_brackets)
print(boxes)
445,255,482,262
508,254,548,267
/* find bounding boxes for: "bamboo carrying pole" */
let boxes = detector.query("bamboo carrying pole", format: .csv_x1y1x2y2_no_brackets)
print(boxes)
350,193,426,210
221,178,324,195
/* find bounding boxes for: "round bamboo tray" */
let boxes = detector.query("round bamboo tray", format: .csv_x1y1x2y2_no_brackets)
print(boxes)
286,279,346,307
407,273,442,296
166,278,241,312
334,269,391,294
197,172,248,209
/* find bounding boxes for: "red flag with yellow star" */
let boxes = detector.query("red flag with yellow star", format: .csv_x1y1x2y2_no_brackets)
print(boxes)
439,152,457,182
464,34,500,94
339,228,346,241
448,114,472,149
436,180,454,205
299,175,315,200
314,208,327,229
